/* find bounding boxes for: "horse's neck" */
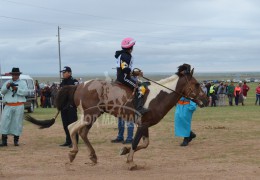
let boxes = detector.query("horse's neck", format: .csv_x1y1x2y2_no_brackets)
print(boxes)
144,75,179,106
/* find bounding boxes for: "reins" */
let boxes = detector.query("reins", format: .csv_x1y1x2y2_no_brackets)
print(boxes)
142,75,193,101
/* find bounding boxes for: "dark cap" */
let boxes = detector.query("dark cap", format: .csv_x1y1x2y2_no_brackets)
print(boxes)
60,66,72,73
10,67,22,74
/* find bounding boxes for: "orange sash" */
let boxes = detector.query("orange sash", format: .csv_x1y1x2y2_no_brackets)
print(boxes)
178,100,190,105
6,102,24,106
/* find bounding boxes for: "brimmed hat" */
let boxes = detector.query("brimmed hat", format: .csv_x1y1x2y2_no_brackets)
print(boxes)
10,67,22,74
60,66,72,73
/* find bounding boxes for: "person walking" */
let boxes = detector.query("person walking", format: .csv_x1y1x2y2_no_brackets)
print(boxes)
255,83,260,105
174,97,197,146
0,67,29,147
111,118,134,144
59,66,79,147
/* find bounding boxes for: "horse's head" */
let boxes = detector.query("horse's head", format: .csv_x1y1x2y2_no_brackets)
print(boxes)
176,64,208,107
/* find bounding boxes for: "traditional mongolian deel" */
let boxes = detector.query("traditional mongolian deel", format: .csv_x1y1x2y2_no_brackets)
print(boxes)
174,97,197,137
0,77,29,136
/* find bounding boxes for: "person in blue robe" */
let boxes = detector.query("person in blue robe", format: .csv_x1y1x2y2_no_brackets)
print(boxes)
174,97,197,146
0,67,29,147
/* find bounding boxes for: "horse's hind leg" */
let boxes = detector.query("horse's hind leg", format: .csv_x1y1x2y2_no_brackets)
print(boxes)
78,124,97,164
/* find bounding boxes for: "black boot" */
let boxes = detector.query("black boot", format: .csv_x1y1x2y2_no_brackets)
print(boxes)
180,137,189,146
134,93,149,115
14,135,19,146
0,134,8,147
188,131,196,143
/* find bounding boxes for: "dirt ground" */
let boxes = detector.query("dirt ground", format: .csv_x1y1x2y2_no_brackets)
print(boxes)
0,115,259,180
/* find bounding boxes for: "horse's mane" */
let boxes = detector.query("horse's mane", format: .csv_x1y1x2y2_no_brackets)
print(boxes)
176,63,191,76
157,75,178,85
156,63,191,85
56,85,78,111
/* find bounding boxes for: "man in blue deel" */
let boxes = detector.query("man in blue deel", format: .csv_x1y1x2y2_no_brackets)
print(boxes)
0,67,29,147
174,97,197,146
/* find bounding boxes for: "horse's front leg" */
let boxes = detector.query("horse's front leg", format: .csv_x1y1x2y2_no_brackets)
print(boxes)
68,120,86,162
120,136,149,155
126,126,149,170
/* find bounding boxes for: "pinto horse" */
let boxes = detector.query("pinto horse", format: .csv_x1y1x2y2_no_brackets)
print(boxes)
25,64,208,170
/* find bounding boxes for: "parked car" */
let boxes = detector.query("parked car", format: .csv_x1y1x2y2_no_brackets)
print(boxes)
0,74,36,113
244,78,251,83
250,78,255,82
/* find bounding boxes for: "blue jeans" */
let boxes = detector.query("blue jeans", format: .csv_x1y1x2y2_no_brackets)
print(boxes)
117,118,134,141
256,94,260,105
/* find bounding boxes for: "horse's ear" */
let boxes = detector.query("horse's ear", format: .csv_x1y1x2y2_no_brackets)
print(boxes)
191,68,194,76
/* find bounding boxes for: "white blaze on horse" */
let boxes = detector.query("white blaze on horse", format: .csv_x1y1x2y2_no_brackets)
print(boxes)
25,64,208,170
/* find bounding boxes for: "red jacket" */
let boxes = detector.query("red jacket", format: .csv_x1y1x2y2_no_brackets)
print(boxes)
256,86,260,94
234,86,241,96
242,84,250,96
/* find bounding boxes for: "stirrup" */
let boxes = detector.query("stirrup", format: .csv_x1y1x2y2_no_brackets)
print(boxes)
137,108,150,115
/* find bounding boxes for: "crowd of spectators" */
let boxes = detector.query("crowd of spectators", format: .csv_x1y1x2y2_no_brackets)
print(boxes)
202,80,252,107
34,78,82,108
35,82,59,108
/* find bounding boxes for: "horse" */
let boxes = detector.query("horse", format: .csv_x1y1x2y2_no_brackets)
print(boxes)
25,64,208,170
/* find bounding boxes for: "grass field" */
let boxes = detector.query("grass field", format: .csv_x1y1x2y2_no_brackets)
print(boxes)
0,79,259,179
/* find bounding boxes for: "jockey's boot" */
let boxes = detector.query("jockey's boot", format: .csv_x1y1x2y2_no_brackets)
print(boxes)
0,134,8,147
135,94,149,115
14,135,19,146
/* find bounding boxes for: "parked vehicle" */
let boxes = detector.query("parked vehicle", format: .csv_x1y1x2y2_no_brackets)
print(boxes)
0,74,36,113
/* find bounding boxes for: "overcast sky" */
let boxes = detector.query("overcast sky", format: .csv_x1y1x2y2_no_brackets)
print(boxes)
0,0,260,76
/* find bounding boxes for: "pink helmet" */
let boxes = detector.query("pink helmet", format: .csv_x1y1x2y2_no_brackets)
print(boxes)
121,37,136,49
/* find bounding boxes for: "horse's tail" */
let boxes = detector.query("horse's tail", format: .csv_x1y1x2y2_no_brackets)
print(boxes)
25,85,78,129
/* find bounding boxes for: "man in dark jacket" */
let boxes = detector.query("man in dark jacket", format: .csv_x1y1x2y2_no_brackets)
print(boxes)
59,66,78,148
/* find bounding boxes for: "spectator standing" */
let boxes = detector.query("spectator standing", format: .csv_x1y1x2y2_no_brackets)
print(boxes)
205,82,211,97
43,86,52,108
174,97,197,146
242,81,250,98
35,80,40,108
0,68,29,147
238,82,244,105
50,83,58,108
201,83,207,95
40,87,46,107
59,66,79,147
209,84,217,107
217,82,226,106
255,83,260,105
111,118,134,144
227,81,235,106
234,82,243,106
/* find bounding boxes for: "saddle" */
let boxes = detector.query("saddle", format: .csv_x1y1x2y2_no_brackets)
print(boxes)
113,80,151,102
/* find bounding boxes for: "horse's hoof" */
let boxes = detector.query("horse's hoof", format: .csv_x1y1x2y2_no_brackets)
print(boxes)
128,162,137,171
120,147,130,155
68,152,77,162
89,154,97,164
